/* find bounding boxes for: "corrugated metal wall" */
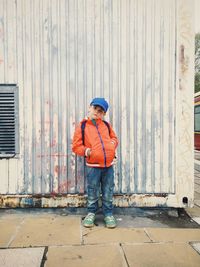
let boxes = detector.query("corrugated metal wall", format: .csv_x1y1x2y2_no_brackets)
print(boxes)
0,0,194,207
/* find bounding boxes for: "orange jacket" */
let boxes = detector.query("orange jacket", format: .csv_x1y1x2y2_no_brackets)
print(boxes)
72,118,118,168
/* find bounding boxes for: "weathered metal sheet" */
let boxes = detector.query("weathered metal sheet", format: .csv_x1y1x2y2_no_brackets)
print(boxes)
0,0,194,207
175,0,194,207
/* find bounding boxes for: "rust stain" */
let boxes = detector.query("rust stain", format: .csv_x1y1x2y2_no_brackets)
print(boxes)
1,197,20,208
0,193,172,208
0,195,87,208
54,165,59,174
45,100,53,107
179,44,189,75
179,44,185,64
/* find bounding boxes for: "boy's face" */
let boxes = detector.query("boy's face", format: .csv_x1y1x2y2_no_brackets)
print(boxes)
88,105,106,120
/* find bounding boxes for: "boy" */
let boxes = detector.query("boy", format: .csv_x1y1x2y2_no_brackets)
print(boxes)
72,97,118,228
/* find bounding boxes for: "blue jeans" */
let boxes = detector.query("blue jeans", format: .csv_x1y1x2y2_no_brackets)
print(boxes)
86,166,114,216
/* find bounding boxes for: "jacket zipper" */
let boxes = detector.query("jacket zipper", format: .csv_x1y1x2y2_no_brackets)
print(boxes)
96,125,107,167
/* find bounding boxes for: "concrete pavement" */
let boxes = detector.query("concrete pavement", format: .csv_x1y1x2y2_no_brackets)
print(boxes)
1,166,200,267
0,209,200,267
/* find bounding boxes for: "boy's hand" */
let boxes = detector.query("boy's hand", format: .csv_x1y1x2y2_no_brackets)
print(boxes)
85,148,91,157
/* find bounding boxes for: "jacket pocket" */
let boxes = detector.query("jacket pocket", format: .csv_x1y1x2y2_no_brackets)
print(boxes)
87,149,102,164
104,142,116,161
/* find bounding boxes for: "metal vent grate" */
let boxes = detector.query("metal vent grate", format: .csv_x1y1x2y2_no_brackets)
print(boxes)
0,85,19,158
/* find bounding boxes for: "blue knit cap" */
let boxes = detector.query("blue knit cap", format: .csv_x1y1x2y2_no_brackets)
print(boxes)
90,97,109,112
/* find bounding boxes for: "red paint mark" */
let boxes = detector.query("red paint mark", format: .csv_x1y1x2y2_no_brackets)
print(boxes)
54,165,67,175
58,180,72,193
50,139,57,147
50,180,72,195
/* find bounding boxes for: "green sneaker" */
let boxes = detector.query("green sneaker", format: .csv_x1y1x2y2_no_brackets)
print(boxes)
83,213,95,228
104,215,117,229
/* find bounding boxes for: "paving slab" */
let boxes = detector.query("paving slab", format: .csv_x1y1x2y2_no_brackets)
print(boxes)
185,205,200,218
45,244,127,267
195,191,200,200
195,200,200,207
122,243,200,267
146,228,200,242
10,216,81,247
83,226,150,244
192,242,200,254
0,247,45,267
193,217,200,224
0,218,23,247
